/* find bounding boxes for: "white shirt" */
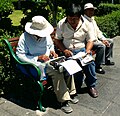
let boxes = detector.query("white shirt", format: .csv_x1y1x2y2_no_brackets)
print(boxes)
84,15,106,41
55,16,96,50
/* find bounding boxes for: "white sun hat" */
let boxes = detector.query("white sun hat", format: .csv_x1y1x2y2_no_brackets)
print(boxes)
25,16,54,37
84,3,97,10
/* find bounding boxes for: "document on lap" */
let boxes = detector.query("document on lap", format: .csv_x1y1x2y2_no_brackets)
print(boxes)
60,60,82,75
72,52,94,66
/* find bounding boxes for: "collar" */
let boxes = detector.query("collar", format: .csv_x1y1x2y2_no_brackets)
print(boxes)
84,15,94,22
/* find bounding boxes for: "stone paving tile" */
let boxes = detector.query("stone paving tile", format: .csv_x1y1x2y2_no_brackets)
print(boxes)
0,108,14,116
101,103,120,116
98,79,120,101
0,98,36,116
112,91,120,106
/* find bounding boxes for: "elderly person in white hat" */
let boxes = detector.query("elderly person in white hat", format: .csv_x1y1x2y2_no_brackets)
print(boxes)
16,16,79,113
84,3,115,74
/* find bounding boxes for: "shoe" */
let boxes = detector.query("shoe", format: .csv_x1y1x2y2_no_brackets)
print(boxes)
105,60,115,65
96,67,105,74
61,101,73,113
88,87,98,98
70,96,79,104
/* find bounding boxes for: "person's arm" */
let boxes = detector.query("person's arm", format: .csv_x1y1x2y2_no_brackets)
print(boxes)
86,41,94,54
93,20,106,41
54,39,66,52
46,35,58,58
54,21,73,57
54,39,73,57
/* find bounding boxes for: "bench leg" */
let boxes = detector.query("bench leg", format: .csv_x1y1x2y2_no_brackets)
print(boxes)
37,81,46,112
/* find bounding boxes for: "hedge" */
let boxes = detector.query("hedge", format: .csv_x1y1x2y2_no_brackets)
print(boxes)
95,10,120,37
96,3,120,16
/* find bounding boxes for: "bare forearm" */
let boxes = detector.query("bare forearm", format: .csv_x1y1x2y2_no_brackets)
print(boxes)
86,41,93,54
54,39,66,52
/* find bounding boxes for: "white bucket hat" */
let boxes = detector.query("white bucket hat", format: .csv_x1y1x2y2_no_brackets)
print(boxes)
84,3,97,10
25,16,54,37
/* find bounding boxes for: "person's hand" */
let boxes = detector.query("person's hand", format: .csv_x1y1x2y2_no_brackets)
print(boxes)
86,49,91,54
38,55,50,62
50,51,58,58
63,49,73,57
102,40,110,47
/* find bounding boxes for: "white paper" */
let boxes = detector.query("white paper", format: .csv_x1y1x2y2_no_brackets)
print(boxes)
72,52,86,59
71,52,94,66
60,60,82,75
80,55,94,66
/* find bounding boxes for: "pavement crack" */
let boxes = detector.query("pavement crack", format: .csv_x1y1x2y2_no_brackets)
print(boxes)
101,102,112,115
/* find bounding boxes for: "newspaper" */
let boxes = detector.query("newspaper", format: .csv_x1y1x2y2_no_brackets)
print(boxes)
72,52,94,66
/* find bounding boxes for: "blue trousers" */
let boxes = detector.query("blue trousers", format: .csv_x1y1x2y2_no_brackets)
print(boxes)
72,48,97,91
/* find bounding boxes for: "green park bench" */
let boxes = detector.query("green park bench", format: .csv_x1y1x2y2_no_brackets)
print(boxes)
1,37,48,112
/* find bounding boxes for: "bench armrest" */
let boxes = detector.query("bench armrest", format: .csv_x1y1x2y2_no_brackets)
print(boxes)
2,39,41,81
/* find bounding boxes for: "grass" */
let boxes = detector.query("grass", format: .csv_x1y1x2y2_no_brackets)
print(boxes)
8,10,25,26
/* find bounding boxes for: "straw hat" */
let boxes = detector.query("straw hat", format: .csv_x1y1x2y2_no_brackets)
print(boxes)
25,16,54,37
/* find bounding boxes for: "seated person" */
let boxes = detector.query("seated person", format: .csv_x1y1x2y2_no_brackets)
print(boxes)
54,3,98,98
83,3,115,74
16,15,78,113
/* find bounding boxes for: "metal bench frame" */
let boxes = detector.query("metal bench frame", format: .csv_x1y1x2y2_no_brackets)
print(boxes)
2,37,46,111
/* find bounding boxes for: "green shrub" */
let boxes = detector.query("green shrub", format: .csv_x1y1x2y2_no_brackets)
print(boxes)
95,10,120,37
96,3,120,16
0,0,14,17
20,1,49,28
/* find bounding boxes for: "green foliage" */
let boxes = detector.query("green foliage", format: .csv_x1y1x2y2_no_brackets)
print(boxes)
20,1,49,28
95,10,120,38
0,0,15,38
96,3,120,16
0,18,12,32
0,0,14,17
57,7,65,22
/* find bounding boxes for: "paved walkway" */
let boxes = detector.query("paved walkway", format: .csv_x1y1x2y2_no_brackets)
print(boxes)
0,36,120,116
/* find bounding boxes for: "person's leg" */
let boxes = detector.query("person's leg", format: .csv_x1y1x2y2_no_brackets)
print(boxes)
46,64,76,113
92,41,105,66
92,41,105,74
73,71,84,93
72,48,86,92
83,62,97,87
83,62,98,98
72,48,98,97
105,39,115,65
65,74,79,104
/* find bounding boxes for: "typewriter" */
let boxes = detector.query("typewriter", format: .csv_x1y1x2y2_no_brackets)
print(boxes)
49,56,66,72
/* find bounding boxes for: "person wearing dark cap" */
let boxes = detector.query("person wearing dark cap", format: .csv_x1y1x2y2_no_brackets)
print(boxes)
84,3,115,74
16,15,79,113
54,3,98,100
